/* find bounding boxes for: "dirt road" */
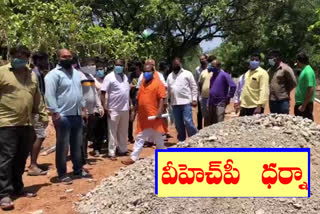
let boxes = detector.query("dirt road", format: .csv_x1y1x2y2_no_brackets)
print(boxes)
6,98,320,214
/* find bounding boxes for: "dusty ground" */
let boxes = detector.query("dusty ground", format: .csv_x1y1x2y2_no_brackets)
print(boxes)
7,121,178,214
6,89,320,214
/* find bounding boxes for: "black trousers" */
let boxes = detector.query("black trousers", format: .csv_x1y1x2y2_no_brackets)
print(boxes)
82,114,108,163
93,114,108,151
0,126,34,198
128,121,134,142
240,107,265,117
294,103,314,121
197,99,203,130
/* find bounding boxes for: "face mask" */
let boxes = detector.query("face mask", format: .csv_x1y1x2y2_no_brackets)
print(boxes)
268,59,276,67
144,71,153,82
59,59,73,70
11,58,28,69
96,70,105,78
250,61,260,70
173,65,181,73
114,66,124,74
81,65,96,76
212,67,220,73
200,61,207,66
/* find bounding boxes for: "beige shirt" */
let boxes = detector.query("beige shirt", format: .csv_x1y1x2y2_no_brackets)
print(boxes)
167,68,198,105
199,69,213,98
269,62,297,101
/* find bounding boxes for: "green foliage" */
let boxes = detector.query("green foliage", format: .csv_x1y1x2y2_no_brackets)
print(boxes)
182,45,202,73
1,0,139,59
2,0,320,71
212,0,320,77
89,0,280,61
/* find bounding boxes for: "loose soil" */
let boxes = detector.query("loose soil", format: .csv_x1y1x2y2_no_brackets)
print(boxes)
6,91,320,214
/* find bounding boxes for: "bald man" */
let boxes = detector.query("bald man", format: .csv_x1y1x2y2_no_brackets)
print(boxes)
136,59,167,89
136,59,168,145
207,60,236,125
122,64,166,165
45,49,90,184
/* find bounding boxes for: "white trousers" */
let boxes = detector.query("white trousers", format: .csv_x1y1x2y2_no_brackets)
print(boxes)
131,129,166,161
107,110,129,157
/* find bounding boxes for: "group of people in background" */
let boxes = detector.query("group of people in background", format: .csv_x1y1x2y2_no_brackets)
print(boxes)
196,50,316,129
0,45,317,210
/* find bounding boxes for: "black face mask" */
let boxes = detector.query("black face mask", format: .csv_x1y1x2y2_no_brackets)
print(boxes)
200,61,207,66
59,59,73,70
173,65,181,73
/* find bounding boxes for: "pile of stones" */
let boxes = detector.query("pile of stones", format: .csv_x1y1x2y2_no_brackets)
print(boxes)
76,114,320,214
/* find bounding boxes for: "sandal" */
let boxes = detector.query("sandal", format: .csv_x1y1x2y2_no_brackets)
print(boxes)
27,167,48,176
0,197,14,211
109,156,117,161
121,159,135,165
12,191,37,198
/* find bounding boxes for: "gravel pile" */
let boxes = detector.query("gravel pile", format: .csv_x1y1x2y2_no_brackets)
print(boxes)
75,114,320,214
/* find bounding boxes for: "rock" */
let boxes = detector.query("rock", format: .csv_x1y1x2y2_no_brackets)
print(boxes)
255,209,264,214
66,189,73,193
293,203,303,209
88,179,97,183
75,115,320,214
29,210,44,214
208,135,218,141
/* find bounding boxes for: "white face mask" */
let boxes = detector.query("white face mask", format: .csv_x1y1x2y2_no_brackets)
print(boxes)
268,59,276,67
81,65,96,75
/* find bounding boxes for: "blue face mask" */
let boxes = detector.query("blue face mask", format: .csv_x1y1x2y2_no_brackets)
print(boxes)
207,63,212,71
96,70,105,78
212,67,220,73
114,66,124,74
11,58,28,69
250,61,260,70
144,71,153,82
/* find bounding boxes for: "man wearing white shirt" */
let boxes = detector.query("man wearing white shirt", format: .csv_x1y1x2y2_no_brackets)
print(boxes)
167,57,198,144
101,59,130,160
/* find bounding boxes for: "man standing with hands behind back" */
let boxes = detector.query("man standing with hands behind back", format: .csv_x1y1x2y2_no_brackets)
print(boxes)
167,57,198,145
294,52,316,120
101,59,130,160
240,53,269,116
45,49,89,185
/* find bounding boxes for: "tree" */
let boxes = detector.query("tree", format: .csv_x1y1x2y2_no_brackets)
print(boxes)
0,0,139,60
213,0,320,77
87,0,280,61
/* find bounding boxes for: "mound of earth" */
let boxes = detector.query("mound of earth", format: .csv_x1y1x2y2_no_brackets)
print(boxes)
75,114,320,214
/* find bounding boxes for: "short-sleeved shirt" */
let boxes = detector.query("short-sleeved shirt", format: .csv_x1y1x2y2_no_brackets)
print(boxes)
101,72,130,111
295,65,316,105
136,73,167,134
240,67,269,108
199,69,212,98
0,64,48,127
80,72,101,114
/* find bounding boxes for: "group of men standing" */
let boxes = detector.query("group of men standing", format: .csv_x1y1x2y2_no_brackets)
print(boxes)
0,45,317,211
196,50,316,129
